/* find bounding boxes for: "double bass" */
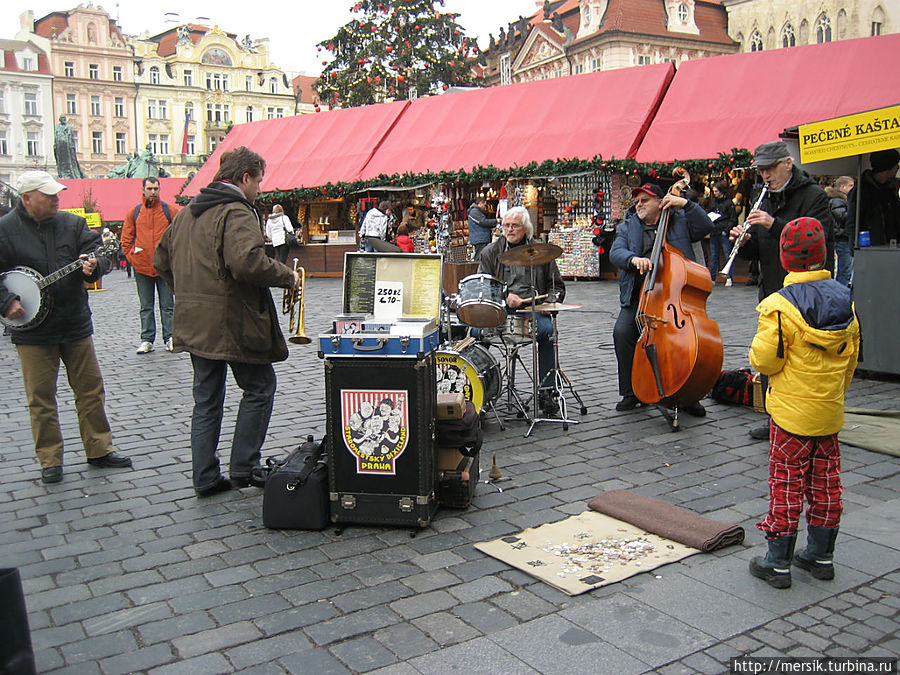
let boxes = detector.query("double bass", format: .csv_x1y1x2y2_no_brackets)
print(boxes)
631,168,723,430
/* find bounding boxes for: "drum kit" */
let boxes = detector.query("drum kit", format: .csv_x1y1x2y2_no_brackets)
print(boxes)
436,242,587,437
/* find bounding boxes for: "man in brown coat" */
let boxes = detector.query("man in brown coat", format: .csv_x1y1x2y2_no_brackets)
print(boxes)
155,147,300,497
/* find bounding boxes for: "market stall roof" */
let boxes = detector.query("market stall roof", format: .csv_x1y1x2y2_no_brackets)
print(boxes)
358,64,674,180
182,101,410,196
58,177,186,222
634,33,900,163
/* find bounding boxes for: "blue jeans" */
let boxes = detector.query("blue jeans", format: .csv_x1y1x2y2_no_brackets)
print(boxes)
134,272,173,343
189,354,276,490
474,310,554,386
834,240,853,287
707,234,732,280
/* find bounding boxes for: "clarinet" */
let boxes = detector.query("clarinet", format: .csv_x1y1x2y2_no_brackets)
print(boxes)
719,182,769,278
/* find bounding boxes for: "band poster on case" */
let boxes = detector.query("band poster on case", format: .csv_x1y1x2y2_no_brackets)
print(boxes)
340,389,409,475
342,253,442,319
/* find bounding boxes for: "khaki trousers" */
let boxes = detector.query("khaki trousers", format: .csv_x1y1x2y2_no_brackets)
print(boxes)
16,337,113,468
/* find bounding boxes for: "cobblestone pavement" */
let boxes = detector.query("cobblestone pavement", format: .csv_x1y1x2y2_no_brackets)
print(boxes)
1,269,897,674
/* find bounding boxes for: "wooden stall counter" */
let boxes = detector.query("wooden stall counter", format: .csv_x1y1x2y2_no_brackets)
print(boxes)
289,243,358,277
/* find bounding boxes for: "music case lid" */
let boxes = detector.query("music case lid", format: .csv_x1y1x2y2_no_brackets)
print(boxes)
341,252,443,321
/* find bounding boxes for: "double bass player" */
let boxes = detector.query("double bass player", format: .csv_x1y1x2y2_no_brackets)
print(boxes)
610,183,715,415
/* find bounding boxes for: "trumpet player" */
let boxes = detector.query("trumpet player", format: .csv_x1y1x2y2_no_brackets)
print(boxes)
728,141,835,442
155,147,301,498
728,142,834,301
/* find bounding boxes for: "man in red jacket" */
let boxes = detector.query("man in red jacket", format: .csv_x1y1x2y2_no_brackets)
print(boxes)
121,178,179,353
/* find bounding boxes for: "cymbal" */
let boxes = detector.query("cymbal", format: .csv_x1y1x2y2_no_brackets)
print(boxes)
499,242,563,267
518,302,582,313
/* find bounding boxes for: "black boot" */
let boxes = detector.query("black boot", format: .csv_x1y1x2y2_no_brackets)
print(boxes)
749,534,796,589
794,525,838,580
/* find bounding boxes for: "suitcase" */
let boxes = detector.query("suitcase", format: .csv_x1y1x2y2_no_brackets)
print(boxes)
324,353,437,528
436,448,480,509
262,438,329,531
318,329,439,359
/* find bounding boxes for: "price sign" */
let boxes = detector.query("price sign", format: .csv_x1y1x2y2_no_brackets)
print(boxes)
373,280,403,321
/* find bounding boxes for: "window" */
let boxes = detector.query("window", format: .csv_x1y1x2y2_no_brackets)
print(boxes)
148,100,157,119
91,95,101,116
91,131,103,154
591,56,602,72
245,75,253,91
23,56,35,71
815,14,832,43
266,107,276,119
149,66,160,84
0,90,4,114
269,77,278,94
158,100,168,119
0,131,8,155
66,93,77,114
208,135,220,152
205,73,228,91
158,134,170,155
205,103,229,123
185,101,194,120
115,132,126,154
113,65,122,81
186,135,195,155
27,131,40,156
64,61,74,77
72,130,78,149
750,30,763,52
636,54,652,66
246,106,254,122
24,92,38,116
89,63,99,79
148,134,157,154
114,97,124,117
782,23,795,48
677,3,689,23
573,62,584,75
499,53,511,86
183,69,193,87
872,21,882,36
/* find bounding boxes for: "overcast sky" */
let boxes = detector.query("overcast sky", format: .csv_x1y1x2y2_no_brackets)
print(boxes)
3,0,541,75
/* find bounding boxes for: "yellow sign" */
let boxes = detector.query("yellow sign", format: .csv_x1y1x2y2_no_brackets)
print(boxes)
84,213,102,229
63,207,86,215
799,105,900,163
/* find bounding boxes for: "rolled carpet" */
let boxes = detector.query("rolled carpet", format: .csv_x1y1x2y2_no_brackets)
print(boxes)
587,489,744,552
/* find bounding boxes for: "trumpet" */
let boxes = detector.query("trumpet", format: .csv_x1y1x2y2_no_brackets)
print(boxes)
719,182,769,278
283,258,310,345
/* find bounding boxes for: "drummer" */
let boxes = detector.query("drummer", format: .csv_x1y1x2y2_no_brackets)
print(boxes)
477,206,565,416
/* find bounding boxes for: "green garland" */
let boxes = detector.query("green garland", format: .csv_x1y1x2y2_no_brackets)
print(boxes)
175,149,754,205
250,149,754,203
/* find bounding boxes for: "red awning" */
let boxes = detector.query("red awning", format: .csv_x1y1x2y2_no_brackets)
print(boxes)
635,33,900,163
58,177,186,222
182,101,410,195
359,64,674,179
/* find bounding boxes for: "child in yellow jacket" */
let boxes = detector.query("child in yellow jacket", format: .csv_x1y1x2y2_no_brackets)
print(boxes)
748,217,859,588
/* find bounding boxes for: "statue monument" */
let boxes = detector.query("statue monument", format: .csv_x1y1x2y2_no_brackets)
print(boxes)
54,116,85,179
107,144,169,178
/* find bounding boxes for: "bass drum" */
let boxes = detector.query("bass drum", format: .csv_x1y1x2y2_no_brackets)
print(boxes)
0,267,48,329
436,343,500,412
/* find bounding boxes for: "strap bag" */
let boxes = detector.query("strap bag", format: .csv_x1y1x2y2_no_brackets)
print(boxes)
262,436,329,530
435,402,483,457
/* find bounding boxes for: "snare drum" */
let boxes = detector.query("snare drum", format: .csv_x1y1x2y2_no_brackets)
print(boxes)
480,314,530,341
456,274,506,328
436,343,500,412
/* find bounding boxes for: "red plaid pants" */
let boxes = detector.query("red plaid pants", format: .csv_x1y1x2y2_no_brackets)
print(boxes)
757,420,843,537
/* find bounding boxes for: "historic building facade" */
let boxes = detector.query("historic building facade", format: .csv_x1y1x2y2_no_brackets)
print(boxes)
480,0,738,86
130,24,297,177
722,0,897,51
23,6,136,179
0,38,54,190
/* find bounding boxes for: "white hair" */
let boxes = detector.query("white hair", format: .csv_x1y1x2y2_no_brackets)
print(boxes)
504,206,533,238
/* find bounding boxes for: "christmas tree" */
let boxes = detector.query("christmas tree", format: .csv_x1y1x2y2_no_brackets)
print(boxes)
315,0,482,108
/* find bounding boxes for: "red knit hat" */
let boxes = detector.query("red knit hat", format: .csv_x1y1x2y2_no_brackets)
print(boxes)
780,217,826,272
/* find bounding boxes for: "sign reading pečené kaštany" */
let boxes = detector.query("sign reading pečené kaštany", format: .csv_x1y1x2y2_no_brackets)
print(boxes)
799,105,900,163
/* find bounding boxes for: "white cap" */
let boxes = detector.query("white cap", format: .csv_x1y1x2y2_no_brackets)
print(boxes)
16,170,67,196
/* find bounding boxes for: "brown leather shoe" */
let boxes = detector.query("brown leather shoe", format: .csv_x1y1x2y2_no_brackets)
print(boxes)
41,466,63,484
87,451,133,468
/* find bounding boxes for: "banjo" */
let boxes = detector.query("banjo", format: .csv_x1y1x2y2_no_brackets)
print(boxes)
1,239,119,330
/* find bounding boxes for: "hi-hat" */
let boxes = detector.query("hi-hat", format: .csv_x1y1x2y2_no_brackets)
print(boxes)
518,302,582,313
499,242,562,267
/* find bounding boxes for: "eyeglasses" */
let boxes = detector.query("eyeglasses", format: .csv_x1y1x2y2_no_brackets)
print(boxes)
502,222,523,230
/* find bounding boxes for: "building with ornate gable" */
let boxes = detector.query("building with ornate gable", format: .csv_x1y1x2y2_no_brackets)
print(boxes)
130,24,297,177
480,0,738,86
22,6,136,179
722,1,897,51
0,38,54,189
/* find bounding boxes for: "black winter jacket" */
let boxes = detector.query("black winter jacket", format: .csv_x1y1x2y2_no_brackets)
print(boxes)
738,166,834,300
0,203,108,345
706,196,737,236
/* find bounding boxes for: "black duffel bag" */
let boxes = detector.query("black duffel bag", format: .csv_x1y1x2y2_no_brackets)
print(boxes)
435,402,482,457
262,436,329,530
